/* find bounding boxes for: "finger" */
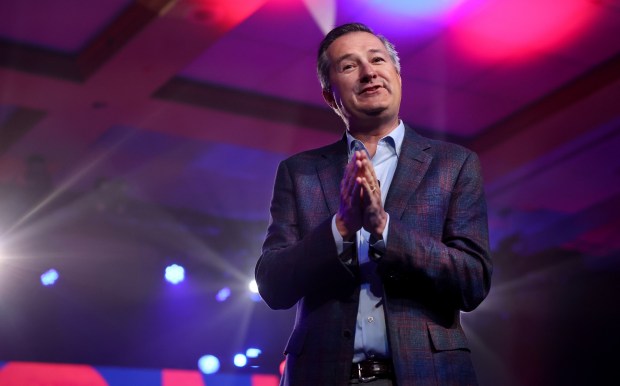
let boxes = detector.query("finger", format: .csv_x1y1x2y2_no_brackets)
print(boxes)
341,157,357,194
359,160,378,192
359,177,375,201
351,176,363,206
355,149,369,162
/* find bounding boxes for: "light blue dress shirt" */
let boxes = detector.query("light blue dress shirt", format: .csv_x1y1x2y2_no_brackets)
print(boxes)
331,121,405,362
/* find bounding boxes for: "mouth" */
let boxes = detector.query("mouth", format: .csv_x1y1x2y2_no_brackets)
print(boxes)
359,85,383,95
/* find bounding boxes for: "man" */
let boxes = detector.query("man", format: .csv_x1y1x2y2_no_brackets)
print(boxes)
255,23,492,386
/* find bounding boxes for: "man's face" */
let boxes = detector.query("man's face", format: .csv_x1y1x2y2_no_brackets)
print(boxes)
323,31,402,128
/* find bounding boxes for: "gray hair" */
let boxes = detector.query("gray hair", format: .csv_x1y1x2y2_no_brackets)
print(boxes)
317,23,401,91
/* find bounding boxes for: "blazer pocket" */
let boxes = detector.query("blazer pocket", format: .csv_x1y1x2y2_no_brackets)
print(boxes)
284,326,307,356
427,322,470,352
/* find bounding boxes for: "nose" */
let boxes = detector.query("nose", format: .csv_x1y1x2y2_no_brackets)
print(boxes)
359,62,377,82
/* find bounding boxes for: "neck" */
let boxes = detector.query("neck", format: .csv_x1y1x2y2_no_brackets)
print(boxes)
348,117,399,156
347,117,400,144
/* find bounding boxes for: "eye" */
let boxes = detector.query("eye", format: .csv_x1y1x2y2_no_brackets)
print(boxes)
341,63,355,72
372,56,386,63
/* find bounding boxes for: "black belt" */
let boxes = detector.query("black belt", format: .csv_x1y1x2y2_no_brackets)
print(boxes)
351,358,393,383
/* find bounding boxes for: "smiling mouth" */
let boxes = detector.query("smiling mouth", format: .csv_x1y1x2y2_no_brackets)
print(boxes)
359,85,383,95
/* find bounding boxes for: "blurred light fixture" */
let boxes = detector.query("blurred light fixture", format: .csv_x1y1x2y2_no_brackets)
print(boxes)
248,279,258,293
40,269,59,286
165,264,185,284
233,353,247,367
245,348,262,358
198,354,220,374
216,287,231,302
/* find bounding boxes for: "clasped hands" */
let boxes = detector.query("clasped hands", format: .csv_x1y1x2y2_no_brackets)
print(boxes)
336,150,387,241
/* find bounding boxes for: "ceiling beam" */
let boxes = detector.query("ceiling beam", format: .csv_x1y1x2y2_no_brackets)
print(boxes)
153,77,342,133
0,0,176,82
470,51,620,154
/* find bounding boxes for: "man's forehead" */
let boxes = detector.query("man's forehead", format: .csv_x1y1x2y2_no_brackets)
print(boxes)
328,32,386,57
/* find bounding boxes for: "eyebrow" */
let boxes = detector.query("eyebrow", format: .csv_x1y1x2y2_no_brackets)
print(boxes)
334,48,387,66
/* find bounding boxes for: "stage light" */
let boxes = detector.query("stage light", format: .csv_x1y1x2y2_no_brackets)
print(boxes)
198,355,220,374
40,269,59,286
453,0,598,61
245,348,262,358
248,279,258,293
216,287,231,302
233,353,247,367
165,264,185,285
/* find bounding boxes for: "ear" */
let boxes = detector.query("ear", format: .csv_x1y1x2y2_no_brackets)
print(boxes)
322,88,337,110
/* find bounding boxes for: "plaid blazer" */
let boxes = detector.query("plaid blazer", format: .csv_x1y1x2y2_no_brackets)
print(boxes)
256,125,492,386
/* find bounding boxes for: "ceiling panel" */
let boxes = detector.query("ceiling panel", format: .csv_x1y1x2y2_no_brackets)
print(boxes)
180,34,307,94
0,0,131,52
403,80,519,136
468,51,587,105
400,32,501,89
255,53,327,107
224,0,323,53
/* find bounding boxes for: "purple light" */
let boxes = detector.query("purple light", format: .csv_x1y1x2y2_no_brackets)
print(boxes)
216,287,231,302
337,0,468,40
250,293,262,302
368,0,464,17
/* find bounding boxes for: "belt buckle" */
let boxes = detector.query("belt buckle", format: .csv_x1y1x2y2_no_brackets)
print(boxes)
356,363,377,383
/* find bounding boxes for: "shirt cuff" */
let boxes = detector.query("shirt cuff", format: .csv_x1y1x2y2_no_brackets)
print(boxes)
331,215,355,263
369,214,389,261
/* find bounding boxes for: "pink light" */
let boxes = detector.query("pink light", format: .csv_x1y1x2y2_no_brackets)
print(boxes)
453,0,599,61
0,363,107,385
191,0,268,29
251,374,280,386
162,369,205,386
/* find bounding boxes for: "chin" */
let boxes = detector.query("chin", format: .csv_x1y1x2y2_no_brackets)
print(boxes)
363,107,389,116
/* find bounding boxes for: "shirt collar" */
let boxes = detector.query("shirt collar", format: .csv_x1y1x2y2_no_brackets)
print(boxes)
346,120,405,158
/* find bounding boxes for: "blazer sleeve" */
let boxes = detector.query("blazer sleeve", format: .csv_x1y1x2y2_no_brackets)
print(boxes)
255,160,357,310
381,151,492,312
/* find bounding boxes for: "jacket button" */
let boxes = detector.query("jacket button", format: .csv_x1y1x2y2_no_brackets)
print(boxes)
342,329,352,339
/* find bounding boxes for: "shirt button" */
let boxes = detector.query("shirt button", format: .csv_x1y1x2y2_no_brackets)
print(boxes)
367,316,374,323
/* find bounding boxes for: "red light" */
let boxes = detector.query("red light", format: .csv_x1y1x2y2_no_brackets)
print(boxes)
453,0,599,61
0,362,108,385
279,359,286,375
191,0,269,29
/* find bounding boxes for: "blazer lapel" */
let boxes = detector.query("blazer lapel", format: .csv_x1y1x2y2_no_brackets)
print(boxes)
317,138,349,216
385,127,432,219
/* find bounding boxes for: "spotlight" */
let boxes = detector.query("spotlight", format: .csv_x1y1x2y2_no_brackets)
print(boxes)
165,264,185,285
233,353,247,367
40,269,59,286
248,279,258,293
198,355,220,374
